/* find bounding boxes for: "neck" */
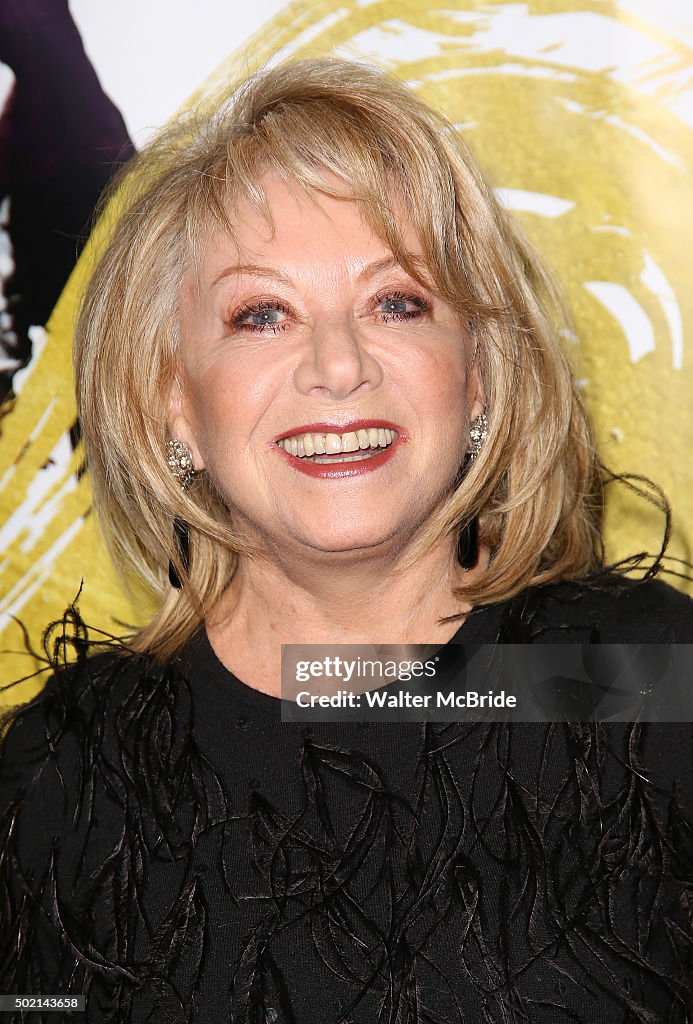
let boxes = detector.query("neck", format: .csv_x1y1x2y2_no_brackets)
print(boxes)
207,534,487,695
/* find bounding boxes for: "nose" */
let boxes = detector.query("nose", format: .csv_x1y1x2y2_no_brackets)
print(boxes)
293,314,383,399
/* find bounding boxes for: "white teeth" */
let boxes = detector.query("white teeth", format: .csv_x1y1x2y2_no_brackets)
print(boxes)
278,426,399,459
341,431,360,453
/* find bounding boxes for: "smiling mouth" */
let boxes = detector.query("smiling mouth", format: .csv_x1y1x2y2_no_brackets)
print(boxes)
277,427,398,464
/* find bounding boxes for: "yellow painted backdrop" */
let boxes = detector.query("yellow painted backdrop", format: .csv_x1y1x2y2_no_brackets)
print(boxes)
1,0,691,698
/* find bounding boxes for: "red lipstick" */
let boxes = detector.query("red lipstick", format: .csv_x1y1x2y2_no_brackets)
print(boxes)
272,419,407,479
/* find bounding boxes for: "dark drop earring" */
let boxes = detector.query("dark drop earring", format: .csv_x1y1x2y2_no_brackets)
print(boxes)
168,516,190,590
456,518,479,570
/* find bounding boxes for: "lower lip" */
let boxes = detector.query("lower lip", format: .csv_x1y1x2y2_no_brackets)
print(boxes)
276,440,401,479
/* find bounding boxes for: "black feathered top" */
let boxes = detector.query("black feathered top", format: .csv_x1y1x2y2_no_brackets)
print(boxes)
1,576,692,1022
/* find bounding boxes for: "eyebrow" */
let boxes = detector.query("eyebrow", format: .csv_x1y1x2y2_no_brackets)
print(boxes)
212,263,293,287
212,254,429,288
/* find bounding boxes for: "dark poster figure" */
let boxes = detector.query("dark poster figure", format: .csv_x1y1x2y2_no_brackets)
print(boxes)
0,0,133,402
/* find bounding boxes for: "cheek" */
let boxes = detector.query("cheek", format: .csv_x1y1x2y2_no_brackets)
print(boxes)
185,365,282,488
411,350,471,466
406,345,469,418
186,364,241,436
184,377,242,470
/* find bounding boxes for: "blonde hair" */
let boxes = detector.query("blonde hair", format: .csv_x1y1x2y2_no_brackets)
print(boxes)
75,57,601,659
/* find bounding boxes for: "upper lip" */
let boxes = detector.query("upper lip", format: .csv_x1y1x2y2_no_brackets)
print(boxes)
273,419,405,441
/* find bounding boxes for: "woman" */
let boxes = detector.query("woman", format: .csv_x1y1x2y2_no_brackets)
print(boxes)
1,58,691,1023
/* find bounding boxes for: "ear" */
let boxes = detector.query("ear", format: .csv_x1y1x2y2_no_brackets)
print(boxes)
168,369,205,471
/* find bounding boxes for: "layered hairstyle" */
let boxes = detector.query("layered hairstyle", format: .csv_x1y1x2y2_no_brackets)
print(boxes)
75,57,602,658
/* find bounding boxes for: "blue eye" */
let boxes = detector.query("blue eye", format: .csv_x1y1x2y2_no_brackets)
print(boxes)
375,291,428,322
249,308,282,325
231,300,291,334
379,298,409,315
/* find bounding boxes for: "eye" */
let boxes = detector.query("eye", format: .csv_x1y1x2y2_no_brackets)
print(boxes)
229,299,291,334
373,291,429,323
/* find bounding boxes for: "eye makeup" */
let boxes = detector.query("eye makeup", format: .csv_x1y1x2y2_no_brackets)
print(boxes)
228,298,293,334
371,290,429,323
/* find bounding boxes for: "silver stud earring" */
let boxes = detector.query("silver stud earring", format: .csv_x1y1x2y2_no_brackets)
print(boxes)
468,412,488,461
167,438,196,490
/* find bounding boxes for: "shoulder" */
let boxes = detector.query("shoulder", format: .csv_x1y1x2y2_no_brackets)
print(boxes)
0,650,144,844
2,650,122,759
0,643,202,859
0,643,199,800
501,573,693,642
2,648,144,767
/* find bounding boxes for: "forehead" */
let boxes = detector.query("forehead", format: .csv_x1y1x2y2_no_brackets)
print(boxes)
189,172,422,283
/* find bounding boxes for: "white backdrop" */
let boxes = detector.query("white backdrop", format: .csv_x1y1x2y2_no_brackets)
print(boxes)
67,0,692,142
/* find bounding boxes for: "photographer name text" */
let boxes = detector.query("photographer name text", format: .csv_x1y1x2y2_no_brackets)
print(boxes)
295,689,517,709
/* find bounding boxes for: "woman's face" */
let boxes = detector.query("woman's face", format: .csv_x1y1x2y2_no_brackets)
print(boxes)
172,173,483,563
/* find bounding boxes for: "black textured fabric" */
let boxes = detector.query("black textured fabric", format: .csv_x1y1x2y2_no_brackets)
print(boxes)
1,576,692,1023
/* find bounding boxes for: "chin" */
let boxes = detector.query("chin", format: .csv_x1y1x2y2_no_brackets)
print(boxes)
293,522,411,560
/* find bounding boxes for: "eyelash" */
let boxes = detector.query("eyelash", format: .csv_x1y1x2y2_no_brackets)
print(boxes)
229,300,292,335
372,290,429,323
227,290,429,335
